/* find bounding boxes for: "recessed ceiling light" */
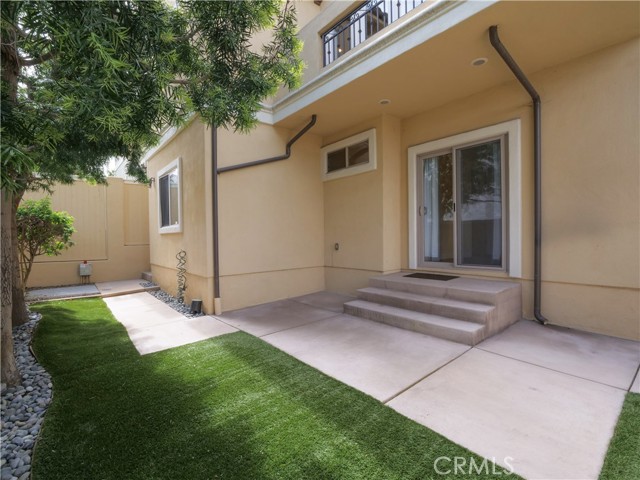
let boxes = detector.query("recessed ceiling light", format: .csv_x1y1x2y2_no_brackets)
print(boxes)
379,99,391,105
471,57,488,67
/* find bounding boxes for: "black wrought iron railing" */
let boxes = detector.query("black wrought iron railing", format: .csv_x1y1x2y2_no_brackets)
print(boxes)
322,0,426,66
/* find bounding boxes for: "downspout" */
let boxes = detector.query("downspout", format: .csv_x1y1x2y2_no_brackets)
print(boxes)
211,115,317,314
211,127,222,314
217,115,317,173
489,25,548,325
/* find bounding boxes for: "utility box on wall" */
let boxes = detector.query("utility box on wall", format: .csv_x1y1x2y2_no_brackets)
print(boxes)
79,262,93,277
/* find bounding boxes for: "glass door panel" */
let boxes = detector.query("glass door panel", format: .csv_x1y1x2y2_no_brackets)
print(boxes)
455,139,503,267
419,153,454,264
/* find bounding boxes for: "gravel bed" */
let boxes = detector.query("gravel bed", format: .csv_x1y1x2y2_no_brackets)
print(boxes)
148,289,205,318
0,312,51,480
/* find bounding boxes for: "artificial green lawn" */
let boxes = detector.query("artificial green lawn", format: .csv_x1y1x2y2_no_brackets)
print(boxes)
30,298,516,479
599,392,640,480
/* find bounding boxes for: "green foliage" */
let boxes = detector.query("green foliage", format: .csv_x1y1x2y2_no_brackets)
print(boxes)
16,198,75,286
1,145,36,195
1,0,303,190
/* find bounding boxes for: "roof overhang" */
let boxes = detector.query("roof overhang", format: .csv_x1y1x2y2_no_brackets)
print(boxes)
271,0,639,136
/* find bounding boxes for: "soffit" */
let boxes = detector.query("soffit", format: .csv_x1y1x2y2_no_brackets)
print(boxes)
275,0,639,137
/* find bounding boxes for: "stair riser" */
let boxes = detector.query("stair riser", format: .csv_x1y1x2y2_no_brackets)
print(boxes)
369,277,447,298
431,303,492,324
369,277,504,305
344,304,482,346
358,290,491,324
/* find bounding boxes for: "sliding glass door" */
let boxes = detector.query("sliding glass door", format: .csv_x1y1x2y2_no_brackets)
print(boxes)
456,139,504,267
418,152,454,263
417,137,505,269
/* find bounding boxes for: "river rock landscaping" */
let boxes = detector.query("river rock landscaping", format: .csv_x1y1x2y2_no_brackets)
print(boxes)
0,312,52,480
147,288,204,318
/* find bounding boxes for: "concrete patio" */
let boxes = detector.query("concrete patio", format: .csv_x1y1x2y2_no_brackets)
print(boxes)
218,291,640,480
100,289,640,479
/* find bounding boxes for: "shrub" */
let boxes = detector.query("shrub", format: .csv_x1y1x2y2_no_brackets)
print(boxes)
17,198,75,287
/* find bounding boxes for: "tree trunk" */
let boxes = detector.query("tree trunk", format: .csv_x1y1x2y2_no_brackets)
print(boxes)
12,191,29,325
1,189,21,386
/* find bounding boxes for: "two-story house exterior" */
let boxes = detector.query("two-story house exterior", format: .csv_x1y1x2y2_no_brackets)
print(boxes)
144,0,639,341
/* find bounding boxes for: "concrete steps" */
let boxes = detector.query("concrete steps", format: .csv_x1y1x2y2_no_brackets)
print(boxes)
344,272,521,346
357,287,494,324
344,300,486,345
141,271,153,282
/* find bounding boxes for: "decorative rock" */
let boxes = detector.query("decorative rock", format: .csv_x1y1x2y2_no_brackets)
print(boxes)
0,467,13,480
0,311,52,480
13,465,30,477
148,289,204,318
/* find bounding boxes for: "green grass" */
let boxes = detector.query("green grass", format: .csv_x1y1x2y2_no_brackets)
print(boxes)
599,392,640,480
30,297,516,480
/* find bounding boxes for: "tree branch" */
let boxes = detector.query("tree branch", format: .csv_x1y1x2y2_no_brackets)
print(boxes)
21,50,56,67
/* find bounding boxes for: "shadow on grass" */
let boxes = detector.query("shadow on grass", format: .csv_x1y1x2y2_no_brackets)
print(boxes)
31,298,516,480
220,338,517,480
31,299,269,480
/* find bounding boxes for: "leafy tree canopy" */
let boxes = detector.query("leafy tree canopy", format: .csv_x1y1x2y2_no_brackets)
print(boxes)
1,0,302,190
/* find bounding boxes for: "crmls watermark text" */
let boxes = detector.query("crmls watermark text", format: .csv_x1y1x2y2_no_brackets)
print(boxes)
433,456,515,476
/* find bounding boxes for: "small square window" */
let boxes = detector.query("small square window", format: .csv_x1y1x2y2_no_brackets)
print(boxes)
321,129,376,181
157,158,182,233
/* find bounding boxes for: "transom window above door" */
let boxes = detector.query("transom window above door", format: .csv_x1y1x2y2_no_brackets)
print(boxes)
408,120,522,277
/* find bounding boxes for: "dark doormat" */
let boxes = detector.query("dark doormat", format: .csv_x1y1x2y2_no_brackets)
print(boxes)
404,273,459,281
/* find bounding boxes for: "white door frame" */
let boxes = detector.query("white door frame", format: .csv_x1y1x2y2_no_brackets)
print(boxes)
408,119,522,278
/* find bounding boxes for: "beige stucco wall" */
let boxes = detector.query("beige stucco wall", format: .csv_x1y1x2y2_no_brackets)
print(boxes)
146,119,214,312
144,24,638,339
217,122,325,311
323,114,403,294
147,118,325,313
24,178,150,287
400,38,639,339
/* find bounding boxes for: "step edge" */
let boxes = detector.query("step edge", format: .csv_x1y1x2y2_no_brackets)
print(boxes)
345,300,485,333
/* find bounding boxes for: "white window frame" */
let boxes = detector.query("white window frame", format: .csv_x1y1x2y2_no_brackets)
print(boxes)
321,128,377,181
157,157,182,234
408,119,522,278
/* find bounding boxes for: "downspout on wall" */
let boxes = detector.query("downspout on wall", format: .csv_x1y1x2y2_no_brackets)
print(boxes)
489,25,548,325
211,116,317,314
211,127,222,315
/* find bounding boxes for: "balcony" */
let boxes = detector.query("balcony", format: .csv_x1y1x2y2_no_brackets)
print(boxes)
322,0,426,66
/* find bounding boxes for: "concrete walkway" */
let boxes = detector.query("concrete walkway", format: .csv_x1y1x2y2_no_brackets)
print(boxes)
28,281,236,354
219,292,640,480
26,278,158,302
104,292,236,355
91,288,639,479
